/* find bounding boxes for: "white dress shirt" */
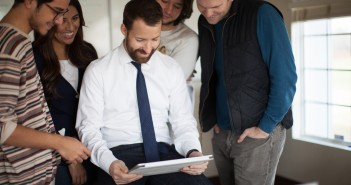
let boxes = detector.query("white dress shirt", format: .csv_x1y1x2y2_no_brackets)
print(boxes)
76,43,202,174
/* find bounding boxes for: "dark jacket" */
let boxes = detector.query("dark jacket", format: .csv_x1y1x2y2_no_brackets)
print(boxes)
198,0,292,134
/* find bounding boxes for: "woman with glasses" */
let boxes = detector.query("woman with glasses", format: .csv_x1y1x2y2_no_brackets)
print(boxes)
33,0,98,184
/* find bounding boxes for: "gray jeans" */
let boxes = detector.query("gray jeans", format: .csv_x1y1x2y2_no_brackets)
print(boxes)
212,124,286,185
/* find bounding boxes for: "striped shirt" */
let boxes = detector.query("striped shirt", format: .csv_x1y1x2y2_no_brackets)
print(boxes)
0,24,60,185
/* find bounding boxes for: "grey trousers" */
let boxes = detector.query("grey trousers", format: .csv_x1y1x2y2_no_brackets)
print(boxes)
212,124,286,185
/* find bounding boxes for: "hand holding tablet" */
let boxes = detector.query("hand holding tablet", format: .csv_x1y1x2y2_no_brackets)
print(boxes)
129,155,213,176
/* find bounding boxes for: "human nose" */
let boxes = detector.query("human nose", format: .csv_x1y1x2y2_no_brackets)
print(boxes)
65,20,74,30
203,9,213,19
143,42,153,54
54,16,64,25
164,4,173,14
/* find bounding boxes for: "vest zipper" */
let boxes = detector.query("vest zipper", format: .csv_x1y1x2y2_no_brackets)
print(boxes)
221,12,237,133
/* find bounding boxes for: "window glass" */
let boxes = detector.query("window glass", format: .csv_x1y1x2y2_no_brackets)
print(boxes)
305,103,328,138
304,36,328,69
304,19,328,35
329,35,351,70
304,70,328,103
329,17,351,34
330,106,351,142
328,71,351,106
293,16,351,148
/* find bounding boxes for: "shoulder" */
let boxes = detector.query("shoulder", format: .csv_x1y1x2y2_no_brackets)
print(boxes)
177,23,198,40
83,41,97,52
0,24,31,60
83,41,98,59
86,47,121,71
154,50,176,63
258,2,283,20
152,51,184,78
154,51,181,69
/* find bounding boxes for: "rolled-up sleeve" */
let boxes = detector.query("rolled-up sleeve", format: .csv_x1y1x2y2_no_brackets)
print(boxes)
0,56,20,144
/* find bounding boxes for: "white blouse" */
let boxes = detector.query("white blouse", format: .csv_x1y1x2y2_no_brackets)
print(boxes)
60,59,78,91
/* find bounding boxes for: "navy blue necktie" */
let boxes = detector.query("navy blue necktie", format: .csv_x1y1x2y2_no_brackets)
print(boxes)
132,62,160,162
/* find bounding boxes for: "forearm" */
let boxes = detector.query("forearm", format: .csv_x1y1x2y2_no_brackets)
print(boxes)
3,124,63,150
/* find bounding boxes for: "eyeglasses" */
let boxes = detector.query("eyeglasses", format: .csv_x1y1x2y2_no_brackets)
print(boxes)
44,3,69,21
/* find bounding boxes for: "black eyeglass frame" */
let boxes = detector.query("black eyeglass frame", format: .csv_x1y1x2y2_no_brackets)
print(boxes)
44,3,69,21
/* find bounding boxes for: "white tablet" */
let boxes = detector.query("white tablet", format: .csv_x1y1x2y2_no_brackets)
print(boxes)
128,155,213,176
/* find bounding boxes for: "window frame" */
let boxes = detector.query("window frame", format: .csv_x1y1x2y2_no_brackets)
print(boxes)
291,0,351,151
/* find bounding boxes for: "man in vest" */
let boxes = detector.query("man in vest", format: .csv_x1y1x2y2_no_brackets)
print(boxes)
196,0,297,184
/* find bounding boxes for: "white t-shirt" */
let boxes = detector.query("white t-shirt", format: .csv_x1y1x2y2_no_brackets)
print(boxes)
159,23,199,80
59,59,78,91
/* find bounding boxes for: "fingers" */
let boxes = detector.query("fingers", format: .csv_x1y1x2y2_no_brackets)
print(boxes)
68,163,87,185
58,136,91,164
213,124,221,134
83,147,91,159
237,129,248,143
73,147,90,163
113,174,142,184
66,155,83,164
181,161,208,175
72,175,86,185
109,160,143,184
237,127,270,143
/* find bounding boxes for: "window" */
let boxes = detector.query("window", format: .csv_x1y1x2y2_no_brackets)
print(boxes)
291,2,351,150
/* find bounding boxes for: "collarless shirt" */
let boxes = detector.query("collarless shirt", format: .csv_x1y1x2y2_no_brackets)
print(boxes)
159,23,199,79
76,43,201,173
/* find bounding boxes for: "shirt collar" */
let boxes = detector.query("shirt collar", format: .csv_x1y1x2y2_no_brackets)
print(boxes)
118,41,134,65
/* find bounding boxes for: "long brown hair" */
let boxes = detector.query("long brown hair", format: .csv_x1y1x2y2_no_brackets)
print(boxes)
33,0,97,99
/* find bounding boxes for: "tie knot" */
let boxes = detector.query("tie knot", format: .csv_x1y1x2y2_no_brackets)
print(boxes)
131,61,141,71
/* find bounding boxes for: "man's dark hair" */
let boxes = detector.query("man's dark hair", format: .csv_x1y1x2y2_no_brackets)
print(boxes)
14,0,54,7
123,0,163,30
173,0,193,25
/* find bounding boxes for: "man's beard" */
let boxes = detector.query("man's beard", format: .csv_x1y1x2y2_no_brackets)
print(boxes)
125,37,158,63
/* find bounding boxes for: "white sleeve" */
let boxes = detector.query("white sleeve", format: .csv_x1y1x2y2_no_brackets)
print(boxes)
168,65,202,156
76,62,117,174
